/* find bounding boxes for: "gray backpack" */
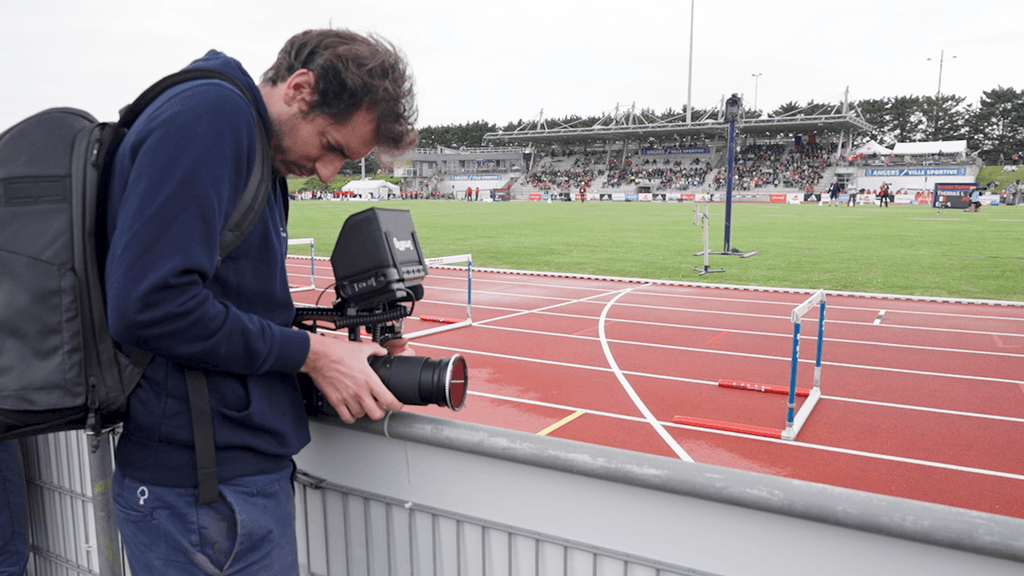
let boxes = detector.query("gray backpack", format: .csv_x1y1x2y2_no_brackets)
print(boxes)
0,70,270,502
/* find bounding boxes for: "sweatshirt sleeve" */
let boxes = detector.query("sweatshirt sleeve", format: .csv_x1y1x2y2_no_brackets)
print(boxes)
105,80,309,376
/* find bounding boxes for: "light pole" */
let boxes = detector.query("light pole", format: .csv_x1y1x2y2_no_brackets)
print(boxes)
927,50,956,99
686,0,695,124
926,51,955,136
751,73,762,115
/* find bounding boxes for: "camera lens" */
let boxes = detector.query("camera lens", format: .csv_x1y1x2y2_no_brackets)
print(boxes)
368,354,468,411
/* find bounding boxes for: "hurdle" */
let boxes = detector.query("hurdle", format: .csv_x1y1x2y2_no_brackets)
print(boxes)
287,237,317,293
781,289,826,441
405,254,473,340
673,289,826,441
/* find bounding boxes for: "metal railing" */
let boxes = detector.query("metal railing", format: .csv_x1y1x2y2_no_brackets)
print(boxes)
20,411,1024,576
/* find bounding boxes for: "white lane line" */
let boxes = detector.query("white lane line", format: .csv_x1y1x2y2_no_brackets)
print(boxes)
461,323,1024,387
408,336,1024,423
597,284,693,462
464,390,1024,482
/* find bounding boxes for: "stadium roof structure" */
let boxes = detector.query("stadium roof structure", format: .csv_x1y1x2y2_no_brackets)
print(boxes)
891,140,968,155
483,101,874,145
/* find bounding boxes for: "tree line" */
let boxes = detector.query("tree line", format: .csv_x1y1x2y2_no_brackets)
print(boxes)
417,86,1023,165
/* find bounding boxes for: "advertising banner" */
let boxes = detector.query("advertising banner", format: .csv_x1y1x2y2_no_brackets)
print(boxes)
640,147,711,155
865,168,967,177
451,174,503,181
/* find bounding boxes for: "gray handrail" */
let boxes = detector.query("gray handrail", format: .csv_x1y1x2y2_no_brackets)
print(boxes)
338,410,1024,563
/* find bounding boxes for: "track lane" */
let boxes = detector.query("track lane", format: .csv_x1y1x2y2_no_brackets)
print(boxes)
287,258,1024,519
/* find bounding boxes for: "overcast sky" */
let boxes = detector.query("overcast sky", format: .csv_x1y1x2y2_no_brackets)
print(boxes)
1,0,1018,135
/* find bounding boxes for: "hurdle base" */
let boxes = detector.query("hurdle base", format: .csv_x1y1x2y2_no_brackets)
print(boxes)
405,319,472,340
673,416,782,440
781,387,821,442
711,247,759,258
694,266,725,276
718,380,810,398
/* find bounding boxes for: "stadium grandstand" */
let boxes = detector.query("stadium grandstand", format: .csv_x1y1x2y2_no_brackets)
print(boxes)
394,91,987,205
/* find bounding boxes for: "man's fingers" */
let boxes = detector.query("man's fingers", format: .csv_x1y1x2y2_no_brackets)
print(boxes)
382,338,415,356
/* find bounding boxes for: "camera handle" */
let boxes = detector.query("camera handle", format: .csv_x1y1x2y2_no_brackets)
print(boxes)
293,303,412,344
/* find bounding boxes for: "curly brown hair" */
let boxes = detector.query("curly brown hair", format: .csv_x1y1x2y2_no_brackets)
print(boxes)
262,29,418,153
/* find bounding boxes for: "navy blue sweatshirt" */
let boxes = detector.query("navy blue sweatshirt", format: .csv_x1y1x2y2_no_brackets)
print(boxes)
104,51,311,487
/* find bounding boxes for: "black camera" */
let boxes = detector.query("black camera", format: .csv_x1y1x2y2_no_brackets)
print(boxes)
294,207,467,412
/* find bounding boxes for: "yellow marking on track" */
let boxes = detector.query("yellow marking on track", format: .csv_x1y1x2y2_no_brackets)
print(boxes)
537,410,585,436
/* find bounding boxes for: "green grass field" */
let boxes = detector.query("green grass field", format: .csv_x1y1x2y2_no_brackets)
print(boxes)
287,200,1024,302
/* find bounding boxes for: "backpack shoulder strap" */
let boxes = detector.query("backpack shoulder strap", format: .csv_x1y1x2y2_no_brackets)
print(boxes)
185,368,219,505
113,69,273,505
113,69,272,263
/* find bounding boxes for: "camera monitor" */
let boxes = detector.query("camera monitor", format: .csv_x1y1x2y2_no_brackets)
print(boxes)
330,207,427,309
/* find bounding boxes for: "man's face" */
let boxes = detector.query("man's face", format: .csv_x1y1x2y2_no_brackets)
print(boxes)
269,105,379,184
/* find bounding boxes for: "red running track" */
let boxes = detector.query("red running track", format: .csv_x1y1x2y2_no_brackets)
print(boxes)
288,257,1024,520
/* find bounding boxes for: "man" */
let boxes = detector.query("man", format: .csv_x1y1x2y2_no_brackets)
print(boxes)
827,177,840,206
967,188,982,212
104,29,418,575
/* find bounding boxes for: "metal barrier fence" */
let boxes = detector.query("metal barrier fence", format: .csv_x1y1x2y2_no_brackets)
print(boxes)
294,471,699,576
19,431,111,576
19,413,1024,576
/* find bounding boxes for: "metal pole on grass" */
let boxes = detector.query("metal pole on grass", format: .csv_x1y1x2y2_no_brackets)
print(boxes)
723,116,737,252
720,94,758,258
693,205,724,276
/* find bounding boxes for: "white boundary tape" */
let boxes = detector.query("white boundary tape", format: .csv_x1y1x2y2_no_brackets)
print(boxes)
455,266,1024,308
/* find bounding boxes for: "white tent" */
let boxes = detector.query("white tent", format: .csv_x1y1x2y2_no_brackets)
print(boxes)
891,140,967,156
341,179,400,199
852,140,893,155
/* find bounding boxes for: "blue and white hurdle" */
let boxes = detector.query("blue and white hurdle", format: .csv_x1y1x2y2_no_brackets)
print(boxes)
782,289,826,441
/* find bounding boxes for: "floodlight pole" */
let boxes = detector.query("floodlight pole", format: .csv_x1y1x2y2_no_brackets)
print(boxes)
686,0,694,124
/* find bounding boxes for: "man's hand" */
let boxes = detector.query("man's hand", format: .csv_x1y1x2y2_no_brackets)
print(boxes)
300,333,403,423
382,338,415,357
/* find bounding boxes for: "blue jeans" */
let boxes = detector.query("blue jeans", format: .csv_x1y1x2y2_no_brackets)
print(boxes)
0,440,29,576
113,466,298,576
